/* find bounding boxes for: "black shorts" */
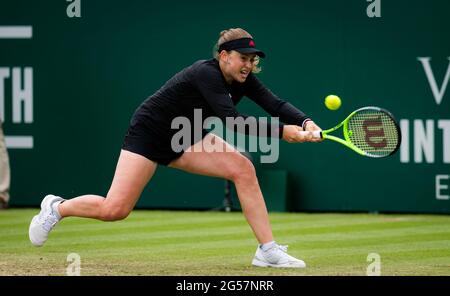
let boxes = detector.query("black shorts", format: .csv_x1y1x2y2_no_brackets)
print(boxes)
121,115,209,166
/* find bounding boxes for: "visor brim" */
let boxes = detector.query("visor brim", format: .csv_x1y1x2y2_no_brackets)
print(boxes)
234,48,266,58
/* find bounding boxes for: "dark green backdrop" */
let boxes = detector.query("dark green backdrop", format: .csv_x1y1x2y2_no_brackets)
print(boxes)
1,0,449,213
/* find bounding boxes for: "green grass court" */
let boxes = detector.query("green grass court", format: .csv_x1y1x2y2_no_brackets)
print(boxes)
1,209,449,275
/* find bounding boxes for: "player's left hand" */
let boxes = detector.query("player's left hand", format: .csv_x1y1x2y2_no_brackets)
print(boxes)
304,121,323,142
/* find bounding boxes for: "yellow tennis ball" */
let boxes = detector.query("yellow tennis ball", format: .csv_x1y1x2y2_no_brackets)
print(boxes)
325,95,342,110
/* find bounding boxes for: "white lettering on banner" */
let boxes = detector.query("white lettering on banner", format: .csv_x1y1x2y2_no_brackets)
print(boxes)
0,26,32,39
438,120,450,163
0,26,34,149
415,57,449,205
0,67,33,124
12,67,33,123
399,119,450,164
414,119,434,163
417,57,450,105
4,136,33,149
436,175,449,200
0,68,10,121
400,119,409,163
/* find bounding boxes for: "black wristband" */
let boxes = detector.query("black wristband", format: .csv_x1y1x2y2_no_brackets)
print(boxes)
278,125,284,139
302,118,312,130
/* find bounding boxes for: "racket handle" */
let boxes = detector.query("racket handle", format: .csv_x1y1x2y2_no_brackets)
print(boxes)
312,130,323,139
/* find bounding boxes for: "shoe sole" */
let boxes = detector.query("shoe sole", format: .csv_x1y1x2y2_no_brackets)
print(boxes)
29,215,43,247
252,258,306,268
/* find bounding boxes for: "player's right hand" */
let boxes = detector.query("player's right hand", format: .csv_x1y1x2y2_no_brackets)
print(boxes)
282,125,313,143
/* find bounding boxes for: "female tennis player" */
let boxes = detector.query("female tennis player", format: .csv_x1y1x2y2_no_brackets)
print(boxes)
29,28,322,268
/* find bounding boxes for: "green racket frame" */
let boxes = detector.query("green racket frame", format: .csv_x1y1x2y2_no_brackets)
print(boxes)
312,106,401,158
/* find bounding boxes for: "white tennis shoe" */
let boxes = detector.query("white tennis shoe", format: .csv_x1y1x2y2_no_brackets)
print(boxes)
29,194,64,247
252,244,306,268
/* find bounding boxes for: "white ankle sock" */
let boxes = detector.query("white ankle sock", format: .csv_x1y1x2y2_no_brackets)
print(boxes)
52,201,62,220
260,241,277,251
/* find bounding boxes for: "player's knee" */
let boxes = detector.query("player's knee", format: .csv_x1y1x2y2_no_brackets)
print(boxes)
99,203,131,221
228,154,256,182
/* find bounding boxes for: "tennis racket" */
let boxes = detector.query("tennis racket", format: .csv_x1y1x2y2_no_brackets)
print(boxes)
311,106,402,158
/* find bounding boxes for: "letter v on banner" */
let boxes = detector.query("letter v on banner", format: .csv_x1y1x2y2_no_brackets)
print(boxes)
417,57,450,105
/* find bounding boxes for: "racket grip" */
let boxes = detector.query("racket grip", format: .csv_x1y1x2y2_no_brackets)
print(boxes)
312,131,323,139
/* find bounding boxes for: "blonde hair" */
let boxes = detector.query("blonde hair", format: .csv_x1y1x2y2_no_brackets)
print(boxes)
213,28,261,74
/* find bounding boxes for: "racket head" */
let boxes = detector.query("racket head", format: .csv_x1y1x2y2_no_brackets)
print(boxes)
343,106,402,158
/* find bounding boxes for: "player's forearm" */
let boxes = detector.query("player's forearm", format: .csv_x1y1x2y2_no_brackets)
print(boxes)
220,114,283,138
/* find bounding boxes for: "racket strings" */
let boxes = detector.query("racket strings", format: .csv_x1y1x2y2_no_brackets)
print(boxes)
347,109,400,157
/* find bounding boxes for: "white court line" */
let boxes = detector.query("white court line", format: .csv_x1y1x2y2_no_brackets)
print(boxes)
5,136,34,149
0,26,32,39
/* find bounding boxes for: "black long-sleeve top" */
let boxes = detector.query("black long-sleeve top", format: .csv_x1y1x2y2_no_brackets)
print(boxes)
133,59,310,143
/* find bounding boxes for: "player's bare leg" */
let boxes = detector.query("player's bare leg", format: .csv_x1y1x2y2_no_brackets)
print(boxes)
29,150,157,246
169,133,305,268
58,150,157,220
169,133,273,244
